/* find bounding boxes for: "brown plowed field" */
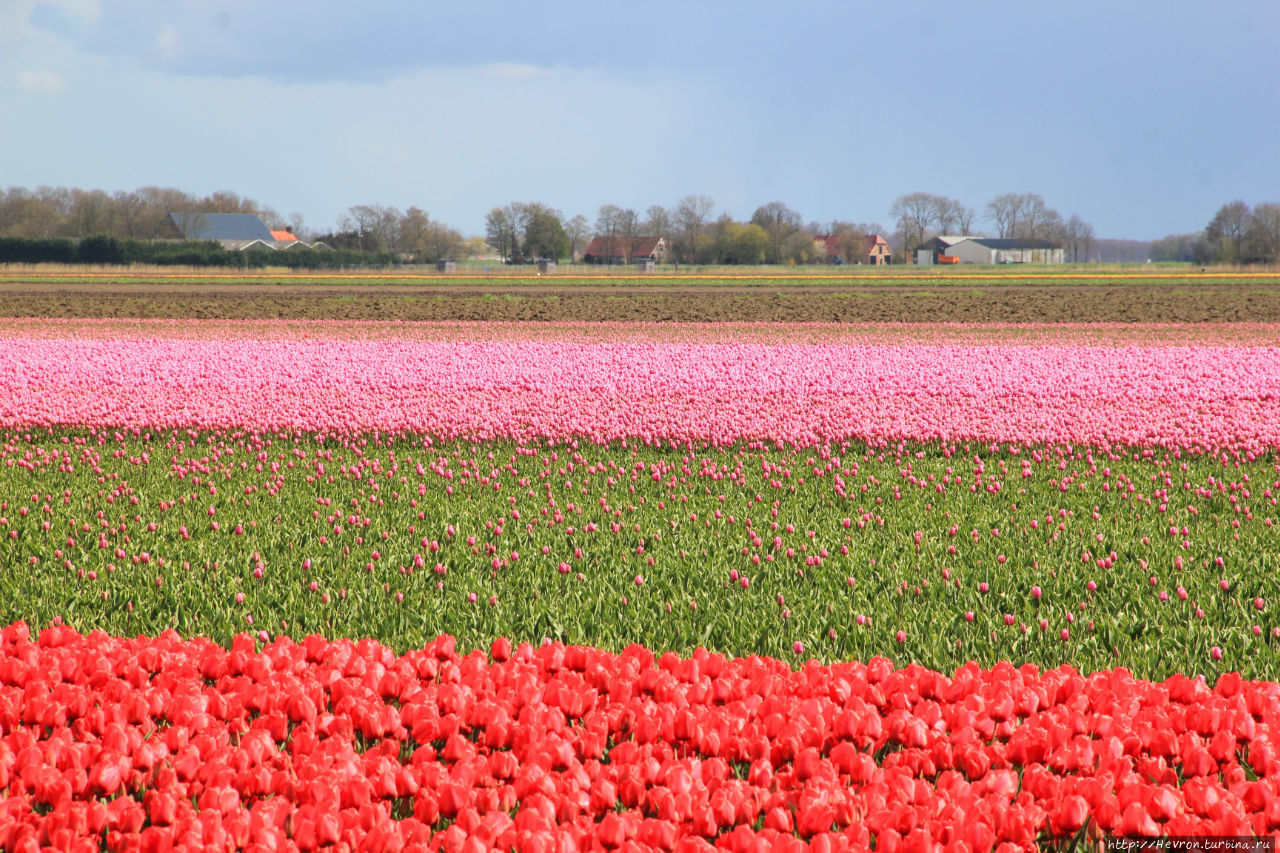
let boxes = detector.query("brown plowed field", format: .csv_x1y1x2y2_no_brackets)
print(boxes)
3,273,1280,323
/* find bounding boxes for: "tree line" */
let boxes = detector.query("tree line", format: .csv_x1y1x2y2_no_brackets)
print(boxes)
6,183,1273,267
0,184,1090,267
0,186,301,241
482,196,887,265
1150,201,1280,265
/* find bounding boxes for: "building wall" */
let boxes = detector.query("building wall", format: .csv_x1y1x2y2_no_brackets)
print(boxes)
947,241,1065,264
944,240,995,265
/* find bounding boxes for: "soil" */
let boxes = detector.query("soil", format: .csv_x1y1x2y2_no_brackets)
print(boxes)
2,276,1279,323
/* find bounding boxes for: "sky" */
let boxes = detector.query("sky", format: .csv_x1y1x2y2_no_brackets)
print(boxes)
1,0,1277,241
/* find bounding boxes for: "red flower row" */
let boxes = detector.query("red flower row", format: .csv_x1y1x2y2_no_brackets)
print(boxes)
1,622,1278,851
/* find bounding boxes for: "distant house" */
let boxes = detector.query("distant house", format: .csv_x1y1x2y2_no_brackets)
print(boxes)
169,213,310,251
582,236,668,265
944,238,1064,265
813,233,892,265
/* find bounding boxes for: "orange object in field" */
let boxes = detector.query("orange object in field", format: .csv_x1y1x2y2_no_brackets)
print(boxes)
937,254,960,264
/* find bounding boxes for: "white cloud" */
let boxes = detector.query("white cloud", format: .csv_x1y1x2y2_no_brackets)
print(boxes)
16,70,66,92
154,26,178,62
1,0,100,43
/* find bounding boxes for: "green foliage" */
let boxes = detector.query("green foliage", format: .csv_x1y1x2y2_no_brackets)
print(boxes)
75,235,125,265
524,212,570,261
0,236,76,264
3,429,1277,681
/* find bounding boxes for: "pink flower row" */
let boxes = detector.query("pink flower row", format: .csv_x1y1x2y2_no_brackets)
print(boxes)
2,333,1278,450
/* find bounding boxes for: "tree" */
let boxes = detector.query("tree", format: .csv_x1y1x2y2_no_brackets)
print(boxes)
286,212,308,241
425,222,465,261
484,206,517,262
0,188,60,238
890,192,938,254
340,204,401,252
1016,194,1055,240
565,214,591,262
750,201,804,264
985,193,1026,239
673,194,715,263
524,210,568,260
66,189,113,237
1149,233,1201,263
725,222,768,264
397,207,433,260
1245,203,1280,264
1206,200,1252,264
643,205,672,243
594,204,624,262
462,236,492,259
617,208,641,259
929,197,974,236
1063,215,1095,263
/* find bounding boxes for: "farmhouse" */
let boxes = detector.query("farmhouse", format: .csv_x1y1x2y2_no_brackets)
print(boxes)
813,233,892,265
169,213,310,251
582,236,668,265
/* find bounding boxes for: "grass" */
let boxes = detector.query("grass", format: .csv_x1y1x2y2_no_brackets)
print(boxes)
3,428,1276,682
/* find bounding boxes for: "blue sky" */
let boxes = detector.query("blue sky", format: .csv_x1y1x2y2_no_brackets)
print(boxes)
2,1,1276,240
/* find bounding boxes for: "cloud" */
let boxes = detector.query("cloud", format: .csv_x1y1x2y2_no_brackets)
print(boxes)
16,70,66,92
154,27,178,62
3,0,99,43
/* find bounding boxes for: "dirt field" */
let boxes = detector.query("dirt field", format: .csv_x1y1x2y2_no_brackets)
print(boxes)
2,273,1280,323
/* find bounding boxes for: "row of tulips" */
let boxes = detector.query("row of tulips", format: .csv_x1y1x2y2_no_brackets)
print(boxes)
3,334,1280,451
2,622,1280,851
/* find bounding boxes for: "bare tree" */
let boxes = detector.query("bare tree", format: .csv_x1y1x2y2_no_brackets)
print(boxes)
1246,202,1280,263
66,189,113,237
644,205,672,242
1063,215,1095,263
339,204,402,252
595,204,624,263
1017,194,1055,240
673,194,715,263
617,208,641,259
426,221,466,261
565,214,591,262
985,193,1026,239
930,197,975,235
286,211,308,241
890,192,938,253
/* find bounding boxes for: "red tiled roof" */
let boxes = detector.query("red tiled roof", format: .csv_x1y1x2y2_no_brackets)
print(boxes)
271,230,298,242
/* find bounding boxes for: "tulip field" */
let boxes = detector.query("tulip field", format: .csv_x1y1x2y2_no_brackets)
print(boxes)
2,312,1280,849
